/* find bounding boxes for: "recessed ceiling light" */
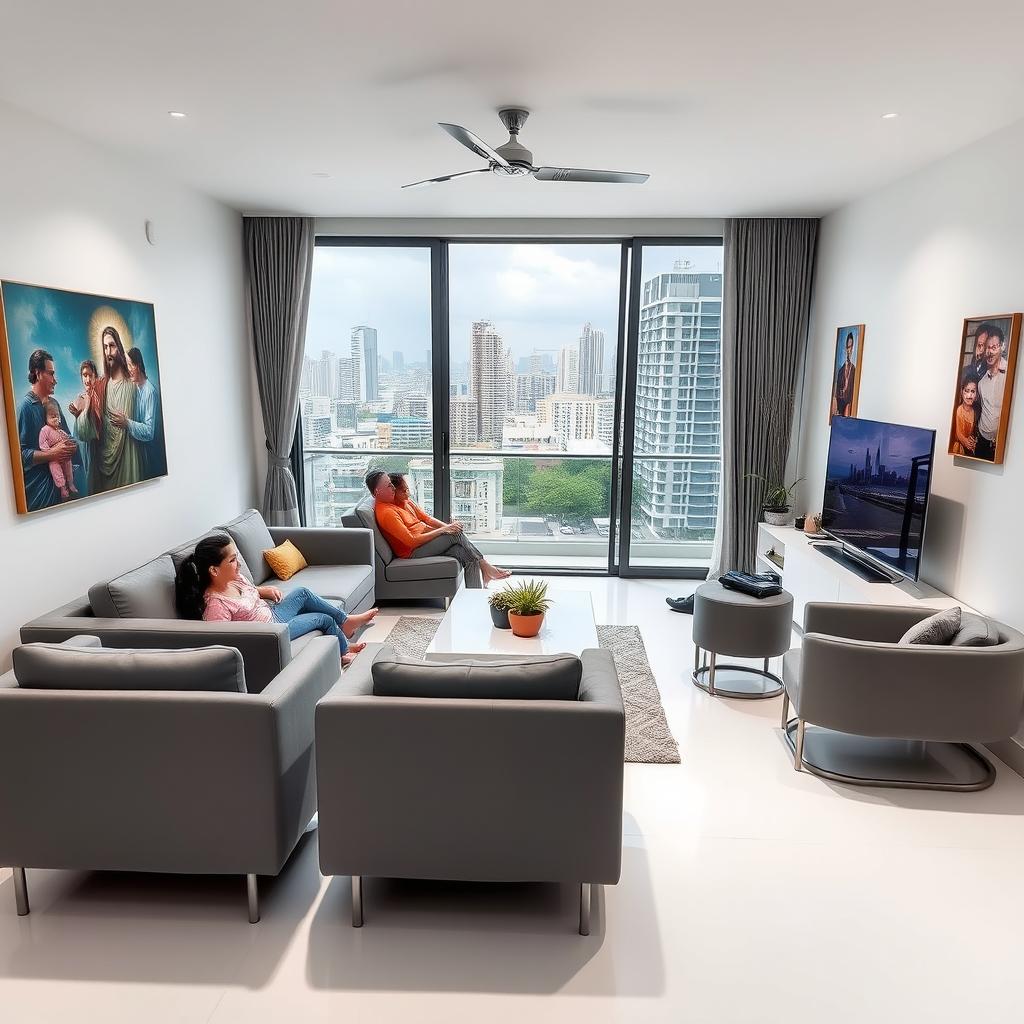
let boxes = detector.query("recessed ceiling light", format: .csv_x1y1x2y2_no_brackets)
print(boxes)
168,111,187,119
881,112,899,120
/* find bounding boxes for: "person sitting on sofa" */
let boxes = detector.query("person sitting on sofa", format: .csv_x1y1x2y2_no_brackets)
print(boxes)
175,534,377,666
366,470,511,589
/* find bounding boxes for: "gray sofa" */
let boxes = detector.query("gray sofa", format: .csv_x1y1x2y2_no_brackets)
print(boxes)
343,496,462,604
315,643,625,934
782,603,1024,790
0,634,341,922
21,509,375,693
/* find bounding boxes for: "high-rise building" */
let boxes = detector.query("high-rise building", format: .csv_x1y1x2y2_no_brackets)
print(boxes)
577,322,605,396
408,457,503,535
300,396,332,448
633,267,723,535
392,350,404,373
469,320,508,444
450,396,478,446
376,417,431,449
512,371,557,414
557,344,579,394
351,326,378,402
596,398,615,449
538,392,600,450
307,453,370,528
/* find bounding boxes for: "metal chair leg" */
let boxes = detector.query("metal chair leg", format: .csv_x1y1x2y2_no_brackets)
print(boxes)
351,875,363,927
443,596,451,611
13,868,29,917
794,719,806,772
579,882,591,936
246,873,259,924
708,652,717,696
763,656,770,674
781,691,790,729
694,645,700,674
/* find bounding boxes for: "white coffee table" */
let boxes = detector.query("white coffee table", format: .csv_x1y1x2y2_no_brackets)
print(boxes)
424,588,599,662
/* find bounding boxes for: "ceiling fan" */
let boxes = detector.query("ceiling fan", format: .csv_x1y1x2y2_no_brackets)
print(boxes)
402,108,650,189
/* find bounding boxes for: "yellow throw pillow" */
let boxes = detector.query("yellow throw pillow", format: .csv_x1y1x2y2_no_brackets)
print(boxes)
263,539,308,581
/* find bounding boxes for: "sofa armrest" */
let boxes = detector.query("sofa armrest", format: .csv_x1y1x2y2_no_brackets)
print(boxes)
20,615,290,695
268,526,373,567
798,633,1024,741
802,602,938,643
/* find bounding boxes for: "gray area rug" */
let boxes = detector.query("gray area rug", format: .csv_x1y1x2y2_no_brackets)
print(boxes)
383,616,680,765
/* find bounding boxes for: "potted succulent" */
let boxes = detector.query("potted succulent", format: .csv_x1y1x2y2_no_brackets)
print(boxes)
748,475,804,526
487,587,515,629
504,580,553,638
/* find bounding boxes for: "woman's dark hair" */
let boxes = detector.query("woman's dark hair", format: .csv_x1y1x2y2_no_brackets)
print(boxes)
388,472,407,491
175,533,232,620
126,346,146,377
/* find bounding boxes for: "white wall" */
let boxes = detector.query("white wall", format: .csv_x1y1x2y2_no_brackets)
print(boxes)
0,100,257,666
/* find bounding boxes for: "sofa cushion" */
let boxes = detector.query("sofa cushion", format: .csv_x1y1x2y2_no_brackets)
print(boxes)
385,556,461,583
275,564,374,609
899,606,962,646
12,643,246,693
220,510,275,584
371,653,582,700
951,613,1001,648
166,535,255,584
264,539,308,581
89,555,178,619
355,497,394,565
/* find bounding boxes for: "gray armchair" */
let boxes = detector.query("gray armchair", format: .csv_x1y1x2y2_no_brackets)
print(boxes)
315,643,625,934
0,635,341,922
782,603,1024,790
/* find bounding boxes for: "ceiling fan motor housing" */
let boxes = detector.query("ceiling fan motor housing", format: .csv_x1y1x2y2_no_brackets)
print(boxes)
494,107,534,173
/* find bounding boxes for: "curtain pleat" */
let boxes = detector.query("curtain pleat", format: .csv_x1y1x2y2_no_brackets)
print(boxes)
243,216,315,526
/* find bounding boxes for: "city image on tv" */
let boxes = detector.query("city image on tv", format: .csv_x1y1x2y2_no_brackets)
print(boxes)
822,416,936,580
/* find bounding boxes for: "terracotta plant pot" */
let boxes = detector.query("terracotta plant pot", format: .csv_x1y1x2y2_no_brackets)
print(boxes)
489,604,511,629
508,611,545,638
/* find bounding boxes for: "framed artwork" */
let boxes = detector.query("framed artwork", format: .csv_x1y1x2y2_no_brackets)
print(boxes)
947,313,1021,464
829,324,865,424
0,281,167,515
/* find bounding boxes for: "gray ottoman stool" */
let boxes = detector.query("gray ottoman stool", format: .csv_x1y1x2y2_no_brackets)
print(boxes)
692,581,794,699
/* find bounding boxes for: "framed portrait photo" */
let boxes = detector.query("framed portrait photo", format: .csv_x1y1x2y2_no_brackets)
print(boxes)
0,281,168,515
947,313,1022,464
828,324,865,424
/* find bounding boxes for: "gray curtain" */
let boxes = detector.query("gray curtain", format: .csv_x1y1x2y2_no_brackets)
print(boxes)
708,218,818,576
243,216,315,526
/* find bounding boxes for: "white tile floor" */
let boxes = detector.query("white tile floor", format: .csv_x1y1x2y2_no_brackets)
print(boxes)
3,576,1024,1022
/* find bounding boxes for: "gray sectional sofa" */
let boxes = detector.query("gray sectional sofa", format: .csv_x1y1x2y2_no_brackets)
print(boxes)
343,496,463,604
0,633,342,922
21,509,375,693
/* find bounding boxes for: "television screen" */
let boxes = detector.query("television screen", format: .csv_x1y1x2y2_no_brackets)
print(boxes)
822,416,936,580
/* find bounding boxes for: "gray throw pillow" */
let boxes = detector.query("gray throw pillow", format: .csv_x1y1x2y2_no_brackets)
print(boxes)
13,643,246,693
221,510,275,584
356,498,394,565
899,606,962,646
371,653,582,700
951,613,1000,648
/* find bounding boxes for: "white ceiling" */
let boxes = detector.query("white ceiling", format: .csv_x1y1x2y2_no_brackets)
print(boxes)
2,0,1023,219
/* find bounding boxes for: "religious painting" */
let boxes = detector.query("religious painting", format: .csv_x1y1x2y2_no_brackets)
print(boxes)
947,313,1021,464
0,281,167,515
828,324,865,425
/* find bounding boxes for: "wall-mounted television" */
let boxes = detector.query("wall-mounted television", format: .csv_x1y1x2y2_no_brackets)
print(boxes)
821,416,936,582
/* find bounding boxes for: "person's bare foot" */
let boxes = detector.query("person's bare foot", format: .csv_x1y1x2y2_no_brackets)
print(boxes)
347,641,367,655
341,652,357,668
342,607,379,638
481,561,512,584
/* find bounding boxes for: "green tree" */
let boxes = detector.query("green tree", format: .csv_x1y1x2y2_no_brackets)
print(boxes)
525,466,605,520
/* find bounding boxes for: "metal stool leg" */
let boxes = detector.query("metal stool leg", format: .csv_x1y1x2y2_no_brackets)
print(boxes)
708,652,716,696
781,690,790,729
794,719,806,772
579,882,591,936
694,645,700,674
351,875,363,927
13,868,29,916
246,873,259,924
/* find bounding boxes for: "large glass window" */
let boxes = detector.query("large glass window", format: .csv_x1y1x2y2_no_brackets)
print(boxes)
300,236,723,576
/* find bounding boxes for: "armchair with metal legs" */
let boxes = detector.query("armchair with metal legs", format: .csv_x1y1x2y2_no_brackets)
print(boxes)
780,603,1024,790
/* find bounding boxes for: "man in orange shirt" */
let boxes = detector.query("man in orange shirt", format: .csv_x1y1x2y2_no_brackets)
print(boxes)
366,470,511,589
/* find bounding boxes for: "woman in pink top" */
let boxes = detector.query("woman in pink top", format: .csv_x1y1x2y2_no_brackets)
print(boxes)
174,534,377,666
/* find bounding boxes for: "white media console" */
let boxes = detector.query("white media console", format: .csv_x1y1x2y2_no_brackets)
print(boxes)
757,523,1024,776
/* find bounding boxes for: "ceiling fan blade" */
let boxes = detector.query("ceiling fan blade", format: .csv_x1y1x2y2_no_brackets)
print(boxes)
533,166,649,184
439,123,511,168
401,167,491,189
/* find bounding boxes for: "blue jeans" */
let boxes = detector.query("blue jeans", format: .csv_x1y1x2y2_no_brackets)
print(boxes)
271,587,349,654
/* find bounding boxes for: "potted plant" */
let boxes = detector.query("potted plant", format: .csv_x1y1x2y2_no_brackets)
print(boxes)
504,580,553,638
487,587,515,629
748,475,803,526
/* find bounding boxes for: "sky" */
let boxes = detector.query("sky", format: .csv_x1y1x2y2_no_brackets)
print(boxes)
826,416,936,479
304,242,724,366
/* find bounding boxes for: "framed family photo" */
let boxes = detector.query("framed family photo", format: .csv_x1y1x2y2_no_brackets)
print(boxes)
829,324,865,424
0,281,167,515
947,313,1021,464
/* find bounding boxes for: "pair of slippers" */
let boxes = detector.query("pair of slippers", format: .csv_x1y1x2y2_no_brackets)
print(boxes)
665,594,695,614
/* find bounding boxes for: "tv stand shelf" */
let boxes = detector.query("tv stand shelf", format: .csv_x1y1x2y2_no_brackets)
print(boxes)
756,524,969,629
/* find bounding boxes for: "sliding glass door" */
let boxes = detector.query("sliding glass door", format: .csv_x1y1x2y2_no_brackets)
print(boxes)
299,235,722,578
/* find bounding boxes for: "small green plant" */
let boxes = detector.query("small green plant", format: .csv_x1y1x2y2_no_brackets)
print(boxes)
503,579,553,617
747,474,804,510
487,588,516,611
